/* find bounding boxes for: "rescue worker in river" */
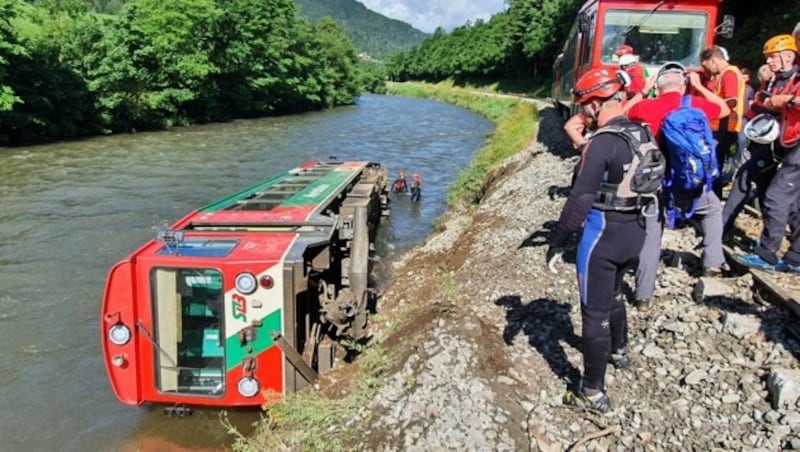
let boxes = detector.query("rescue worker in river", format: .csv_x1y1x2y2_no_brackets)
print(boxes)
392,170,408,194
546,68,651,413
410,172,422,202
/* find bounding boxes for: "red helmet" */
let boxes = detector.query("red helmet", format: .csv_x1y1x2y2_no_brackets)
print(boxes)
572,69,624,104
615,44,634,56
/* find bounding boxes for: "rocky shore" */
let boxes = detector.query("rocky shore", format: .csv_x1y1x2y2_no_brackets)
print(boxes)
352,101,800,450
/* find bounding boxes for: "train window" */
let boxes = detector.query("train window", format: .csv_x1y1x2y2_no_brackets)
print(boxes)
156,239,238,257
601,10,708,67
151,268,225,398
579,12,597,66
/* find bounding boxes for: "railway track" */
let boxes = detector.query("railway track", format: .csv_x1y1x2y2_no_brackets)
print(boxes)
723,203,800,339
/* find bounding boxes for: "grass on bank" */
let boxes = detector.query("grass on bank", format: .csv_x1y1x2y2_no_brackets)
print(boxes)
386,81,539,207
229,81,540,451
226,344,389,451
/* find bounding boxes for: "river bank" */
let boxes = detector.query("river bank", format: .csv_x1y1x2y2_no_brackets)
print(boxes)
237,84,800,451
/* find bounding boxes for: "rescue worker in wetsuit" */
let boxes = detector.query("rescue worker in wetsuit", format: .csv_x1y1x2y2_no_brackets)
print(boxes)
736,34,800,272
392,170,408,194
410,172,422,202
546,69,648,413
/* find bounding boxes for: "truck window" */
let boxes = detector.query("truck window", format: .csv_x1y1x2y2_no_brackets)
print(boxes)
601,10,708,67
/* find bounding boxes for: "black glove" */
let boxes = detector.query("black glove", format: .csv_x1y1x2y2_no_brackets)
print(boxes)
546,246,564,274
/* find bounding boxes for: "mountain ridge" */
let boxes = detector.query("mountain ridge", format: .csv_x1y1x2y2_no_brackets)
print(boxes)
292,0,428,58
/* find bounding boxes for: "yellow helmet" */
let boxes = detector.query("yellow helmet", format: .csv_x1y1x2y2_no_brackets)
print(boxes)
763,34,797,54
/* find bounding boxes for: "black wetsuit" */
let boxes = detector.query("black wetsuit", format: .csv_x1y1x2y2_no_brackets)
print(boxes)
410,181,421,202
549,116,647,392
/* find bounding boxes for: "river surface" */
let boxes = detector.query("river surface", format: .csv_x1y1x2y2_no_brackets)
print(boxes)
0,94,494,451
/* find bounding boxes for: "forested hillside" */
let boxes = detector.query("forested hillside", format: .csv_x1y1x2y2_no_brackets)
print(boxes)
386,0,582,84
293,0,428,58
388,0,798,88
1,0,376,145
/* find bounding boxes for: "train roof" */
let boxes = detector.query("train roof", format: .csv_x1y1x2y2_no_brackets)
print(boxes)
172,160,373,230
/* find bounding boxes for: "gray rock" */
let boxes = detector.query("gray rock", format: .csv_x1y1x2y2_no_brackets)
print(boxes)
721,312,763,339
642,344,665,359
767,368,800,410
684,369,708,386
693,277,737,302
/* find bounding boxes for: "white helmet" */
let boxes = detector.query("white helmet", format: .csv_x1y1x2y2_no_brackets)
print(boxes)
744,114,780,144
618,54,637,67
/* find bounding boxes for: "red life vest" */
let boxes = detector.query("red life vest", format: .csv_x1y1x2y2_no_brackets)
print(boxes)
780,76,800,147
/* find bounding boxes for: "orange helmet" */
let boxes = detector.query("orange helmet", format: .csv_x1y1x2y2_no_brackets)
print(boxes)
763,34,797,54
615,44,634,56
572,69,624,104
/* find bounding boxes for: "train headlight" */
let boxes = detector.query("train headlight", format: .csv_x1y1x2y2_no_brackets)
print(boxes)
108,324,131,346
237,377,260,398
235,272,257,295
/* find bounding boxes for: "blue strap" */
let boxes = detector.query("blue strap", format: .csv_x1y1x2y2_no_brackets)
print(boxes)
681,95,691,108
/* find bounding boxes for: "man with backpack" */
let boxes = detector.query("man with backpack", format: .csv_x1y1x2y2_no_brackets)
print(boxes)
625,62,731,309
546,68,664,413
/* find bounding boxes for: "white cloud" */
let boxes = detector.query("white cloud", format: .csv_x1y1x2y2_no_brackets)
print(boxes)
359,0,507,33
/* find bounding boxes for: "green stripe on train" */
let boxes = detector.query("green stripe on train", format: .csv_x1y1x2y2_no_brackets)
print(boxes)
282,168,358,206
225,308,282,371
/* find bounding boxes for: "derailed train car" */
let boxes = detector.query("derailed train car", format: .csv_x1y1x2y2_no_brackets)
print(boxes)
101,160,389,407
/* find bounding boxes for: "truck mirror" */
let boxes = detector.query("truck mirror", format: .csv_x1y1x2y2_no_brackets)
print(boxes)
716,15,735,39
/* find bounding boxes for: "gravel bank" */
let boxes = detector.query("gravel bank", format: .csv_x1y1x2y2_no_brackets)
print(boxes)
360,102,800,451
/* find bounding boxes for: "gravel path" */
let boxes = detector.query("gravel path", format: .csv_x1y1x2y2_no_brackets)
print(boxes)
359,102,800,451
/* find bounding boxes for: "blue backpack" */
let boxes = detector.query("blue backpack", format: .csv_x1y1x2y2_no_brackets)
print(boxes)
660,95,719,226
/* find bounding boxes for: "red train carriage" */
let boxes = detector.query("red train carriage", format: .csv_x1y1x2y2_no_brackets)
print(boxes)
552,0,735,117
101,160,389,407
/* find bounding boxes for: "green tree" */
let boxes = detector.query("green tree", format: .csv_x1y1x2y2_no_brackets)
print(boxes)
90,0,220,130
309,17,361,106
211,0,306,115
0,0,25,112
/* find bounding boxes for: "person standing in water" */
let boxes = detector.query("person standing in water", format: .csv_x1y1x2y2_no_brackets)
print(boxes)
410,172,422,202
392,170,408,194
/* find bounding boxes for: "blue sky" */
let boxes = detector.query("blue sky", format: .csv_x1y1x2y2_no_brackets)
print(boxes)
358,0,508,33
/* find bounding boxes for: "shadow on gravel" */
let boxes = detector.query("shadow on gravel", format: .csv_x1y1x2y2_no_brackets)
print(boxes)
495,295,581,385
518,220,578,266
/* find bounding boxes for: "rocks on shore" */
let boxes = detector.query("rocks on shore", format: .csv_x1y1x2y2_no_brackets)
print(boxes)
362,104,800,451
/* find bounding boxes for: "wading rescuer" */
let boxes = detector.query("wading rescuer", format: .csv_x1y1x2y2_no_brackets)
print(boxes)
546,69,663,412
392,170,408,194
736,34,800,272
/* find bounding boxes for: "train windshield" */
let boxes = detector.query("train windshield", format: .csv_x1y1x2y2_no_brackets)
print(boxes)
601,10,708,67
151,268,225,397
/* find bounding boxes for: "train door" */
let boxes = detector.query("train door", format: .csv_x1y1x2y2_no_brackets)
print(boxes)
150,267,227,398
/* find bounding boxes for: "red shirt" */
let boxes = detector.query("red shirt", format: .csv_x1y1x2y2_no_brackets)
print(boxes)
716,69,740,102
624,65,646,95
626,92,722,137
